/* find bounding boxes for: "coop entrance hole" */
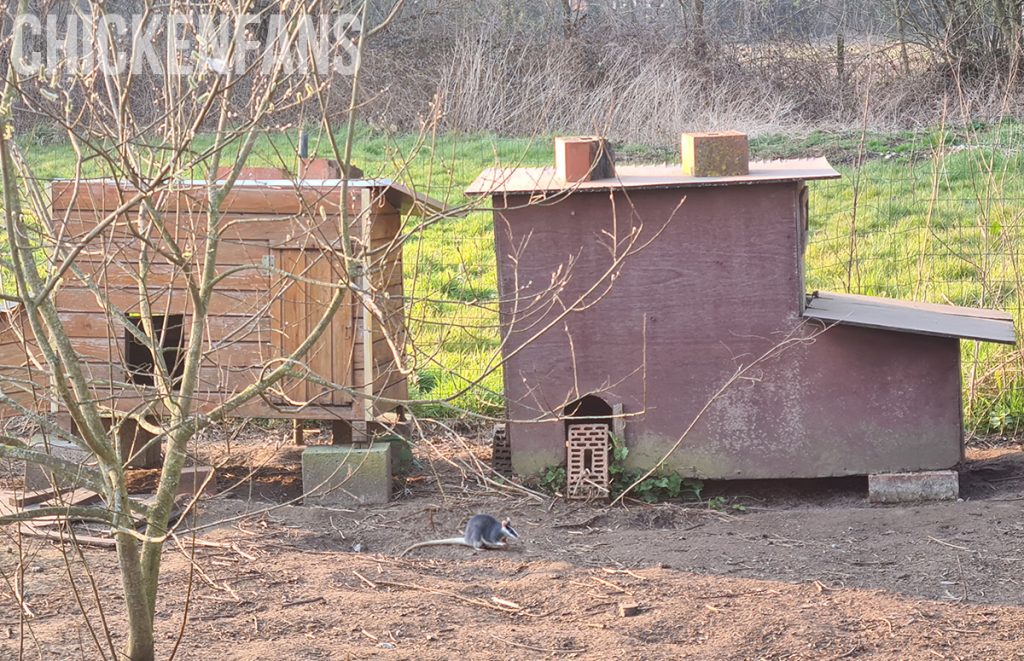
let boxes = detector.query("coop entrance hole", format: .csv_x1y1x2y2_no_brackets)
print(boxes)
125,314,185,389
563,395,613,435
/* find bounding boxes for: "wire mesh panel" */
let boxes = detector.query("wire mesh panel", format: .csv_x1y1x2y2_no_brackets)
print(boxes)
802,133,1024,437
566,423,610,500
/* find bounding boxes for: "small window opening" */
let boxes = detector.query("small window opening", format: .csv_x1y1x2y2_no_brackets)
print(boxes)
583,447,594,471
125,314,185,389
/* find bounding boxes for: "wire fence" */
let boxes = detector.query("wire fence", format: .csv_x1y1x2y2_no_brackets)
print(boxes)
804,129,1024,436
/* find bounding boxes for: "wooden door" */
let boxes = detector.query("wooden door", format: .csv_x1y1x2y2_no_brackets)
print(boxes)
273,249,353,406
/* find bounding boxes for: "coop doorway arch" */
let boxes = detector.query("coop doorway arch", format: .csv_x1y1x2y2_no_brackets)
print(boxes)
563,395,613,432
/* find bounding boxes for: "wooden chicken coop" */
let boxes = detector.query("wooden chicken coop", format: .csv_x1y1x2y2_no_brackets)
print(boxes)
468,134,1017,490
0,161,441,453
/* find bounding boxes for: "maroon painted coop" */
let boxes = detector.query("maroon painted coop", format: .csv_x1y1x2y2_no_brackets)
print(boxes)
467,137,1016,481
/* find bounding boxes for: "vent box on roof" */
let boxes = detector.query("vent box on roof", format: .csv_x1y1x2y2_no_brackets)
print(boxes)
680,131,749,177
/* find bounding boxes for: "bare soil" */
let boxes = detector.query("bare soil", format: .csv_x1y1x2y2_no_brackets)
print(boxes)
4,427,1024,660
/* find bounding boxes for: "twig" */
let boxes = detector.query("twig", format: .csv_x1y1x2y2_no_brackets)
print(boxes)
373,578,537,616
489,634,586,654
928,536,974,552
282,596,326,608
695,589,771,600
601,567,646,580
20,528,116,548
591,576,630,594
353,569,377,589
182,538,257,562
957,553,968,602
490,596,522,609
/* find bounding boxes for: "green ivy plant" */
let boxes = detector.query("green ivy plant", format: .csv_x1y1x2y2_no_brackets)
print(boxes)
608,433,704,504
538,432,718,504
539,465,567,494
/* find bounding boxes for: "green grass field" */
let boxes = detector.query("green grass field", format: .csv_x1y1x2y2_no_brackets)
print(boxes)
16,120,1024,432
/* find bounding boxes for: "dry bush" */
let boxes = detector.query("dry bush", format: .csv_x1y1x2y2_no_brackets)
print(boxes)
9,0,1024,139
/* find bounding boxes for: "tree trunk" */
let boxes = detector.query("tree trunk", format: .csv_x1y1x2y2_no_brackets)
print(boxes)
117,529,155,660
836,31,846,88
693,0,707,60
895,0,911,75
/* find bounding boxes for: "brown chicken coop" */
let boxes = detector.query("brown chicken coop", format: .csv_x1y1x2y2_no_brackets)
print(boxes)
468,134,1016,496
0,160,441,456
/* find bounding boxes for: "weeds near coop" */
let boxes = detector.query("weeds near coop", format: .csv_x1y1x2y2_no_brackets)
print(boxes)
540,434,705,503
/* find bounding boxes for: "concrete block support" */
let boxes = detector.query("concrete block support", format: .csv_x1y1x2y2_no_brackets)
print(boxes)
178,466,218,497
24,436,94,491
377,434,414,475
302,443,392,506
115,418,162,469
868,470,959,503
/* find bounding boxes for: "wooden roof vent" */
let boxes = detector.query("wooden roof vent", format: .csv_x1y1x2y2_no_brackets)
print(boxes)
680,130,749,177
555,136,615,183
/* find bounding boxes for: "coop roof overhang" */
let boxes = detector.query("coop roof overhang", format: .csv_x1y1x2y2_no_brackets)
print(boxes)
803,291,1016,345
465,157,841,196
49,179,447,217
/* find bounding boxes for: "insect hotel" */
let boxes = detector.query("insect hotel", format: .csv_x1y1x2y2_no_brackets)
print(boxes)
0,157,439,503
468,133,1017,501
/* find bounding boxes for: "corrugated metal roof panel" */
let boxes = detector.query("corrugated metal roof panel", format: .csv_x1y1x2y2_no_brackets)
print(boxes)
803,291,1016,345
465,157,840,195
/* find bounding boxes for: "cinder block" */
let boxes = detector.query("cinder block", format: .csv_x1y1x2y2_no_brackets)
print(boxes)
491,424,512,477
376,434,414,476
868,470,959,503
177,466,218,497
302,443,392,506
680,131,749,177
555,137,615,183
115,418,162,469
24,436,94,491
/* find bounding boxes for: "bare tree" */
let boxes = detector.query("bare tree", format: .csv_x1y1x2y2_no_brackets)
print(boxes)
0,1,663,658
0,1,411,657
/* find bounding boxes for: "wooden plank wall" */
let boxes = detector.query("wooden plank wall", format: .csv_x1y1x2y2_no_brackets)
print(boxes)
363,204,408,409
273,248,353,405
0,309,46,416
41,182,407,419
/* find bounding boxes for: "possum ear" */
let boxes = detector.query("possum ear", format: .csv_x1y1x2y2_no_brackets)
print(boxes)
501,518,511,527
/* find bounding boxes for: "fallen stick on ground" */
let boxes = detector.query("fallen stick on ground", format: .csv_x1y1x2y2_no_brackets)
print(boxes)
282,596,326,608
353,570,377,589
369,578,538,616
592,576,631,594
21,528,116,548
489,634,586,654
601,567,646,580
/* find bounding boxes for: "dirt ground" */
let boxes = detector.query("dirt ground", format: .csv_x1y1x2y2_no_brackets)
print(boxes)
4,426,1024,660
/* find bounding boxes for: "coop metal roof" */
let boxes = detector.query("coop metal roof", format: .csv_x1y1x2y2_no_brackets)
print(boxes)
465,157,840,195
803,291,1016,344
